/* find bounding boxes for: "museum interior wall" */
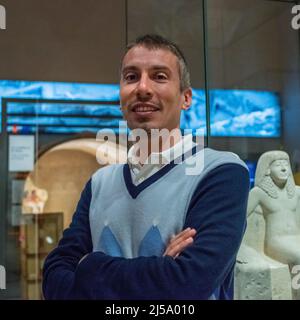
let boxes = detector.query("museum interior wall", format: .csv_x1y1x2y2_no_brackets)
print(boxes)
0,0,300,299
0,0,126,83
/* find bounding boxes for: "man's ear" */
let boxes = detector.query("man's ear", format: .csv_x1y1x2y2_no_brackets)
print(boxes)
181,88,192,110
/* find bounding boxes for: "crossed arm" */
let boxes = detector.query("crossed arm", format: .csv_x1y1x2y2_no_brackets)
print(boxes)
42,164,249,300
163,227,196,258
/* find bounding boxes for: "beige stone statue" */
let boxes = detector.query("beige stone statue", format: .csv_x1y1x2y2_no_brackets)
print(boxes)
22,177,48,214
235,150,300,300
248,151,300,266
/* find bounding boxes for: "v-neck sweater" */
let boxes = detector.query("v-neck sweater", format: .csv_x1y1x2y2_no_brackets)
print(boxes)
43,147,250,300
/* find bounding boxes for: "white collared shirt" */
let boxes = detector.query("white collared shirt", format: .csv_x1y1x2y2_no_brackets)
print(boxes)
127,134,195,186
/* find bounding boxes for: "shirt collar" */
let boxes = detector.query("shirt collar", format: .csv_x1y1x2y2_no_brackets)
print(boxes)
127,134,194,169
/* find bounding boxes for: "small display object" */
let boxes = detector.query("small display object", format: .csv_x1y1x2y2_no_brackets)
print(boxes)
22,178,48,214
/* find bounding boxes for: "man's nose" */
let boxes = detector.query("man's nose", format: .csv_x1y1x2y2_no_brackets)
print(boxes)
135,74,153,99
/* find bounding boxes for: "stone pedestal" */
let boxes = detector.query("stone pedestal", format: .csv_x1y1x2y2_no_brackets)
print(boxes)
235,244,292,300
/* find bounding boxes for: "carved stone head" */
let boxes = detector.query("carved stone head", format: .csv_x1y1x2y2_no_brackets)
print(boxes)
255,150,295,199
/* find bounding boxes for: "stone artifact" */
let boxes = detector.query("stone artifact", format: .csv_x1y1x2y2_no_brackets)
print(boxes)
235,150,300,300
22,178,48,214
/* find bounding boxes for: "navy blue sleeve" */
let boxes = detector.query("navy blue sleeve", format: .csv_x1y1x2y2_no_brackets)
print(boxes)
48,163,249,300
42,179,93,300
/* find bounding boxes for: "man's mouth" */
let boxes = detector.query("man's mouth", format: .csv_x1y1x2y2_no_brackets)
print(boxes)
131,104,160,115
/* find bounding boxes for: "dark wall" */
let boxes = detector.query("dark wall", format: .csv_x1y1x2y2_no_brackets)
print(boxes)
0,0,126,84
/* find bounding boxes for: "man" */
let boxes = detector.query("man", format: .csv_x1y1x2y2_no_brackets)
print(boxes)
42,34,250,300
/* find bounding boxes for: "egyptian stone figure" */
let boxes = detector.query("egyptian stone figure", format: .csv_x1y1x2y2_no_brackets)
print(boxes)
236,151,300,299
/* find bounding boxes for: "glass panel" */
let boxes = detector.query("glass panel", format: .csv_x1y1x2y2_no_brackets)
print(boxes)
0,0,128,299
206,0,300,299
1,96,123,299
206,0,300,183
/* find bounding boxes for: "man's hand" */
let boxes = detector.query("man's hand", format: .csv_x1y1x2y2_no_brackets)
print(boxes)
163,227,196,258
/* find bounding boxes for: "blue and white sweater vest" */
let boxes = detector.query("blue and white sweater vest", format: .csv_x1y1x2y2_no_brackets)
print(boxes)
90,148,247,259
42,146,250,300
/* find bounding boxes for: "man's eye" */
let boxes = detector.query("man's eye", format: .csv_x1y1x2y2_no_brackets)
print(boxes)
124,73,137,81
155,73,168,80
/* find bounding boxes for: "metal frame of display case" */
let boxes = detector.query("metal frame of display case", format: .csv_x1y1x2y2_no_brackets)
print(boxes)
0,100,8,265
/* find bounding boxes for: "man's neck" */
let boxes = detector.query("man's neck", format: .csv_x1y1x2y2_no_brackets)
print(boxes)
135,128,183,165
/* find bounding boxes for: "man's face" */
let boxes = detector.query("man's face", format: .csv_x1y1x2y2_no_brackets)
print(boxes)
120,46,192,132
269,159,290,185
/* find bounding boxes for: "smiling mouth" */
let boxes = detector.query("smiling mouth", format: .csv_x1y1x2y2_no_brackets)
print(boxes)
132,104,160,114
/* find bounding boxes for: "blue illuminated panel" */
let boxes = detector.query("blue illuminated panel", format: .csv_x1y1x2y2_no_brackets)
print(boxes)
0,80,281,137
209,90,281,137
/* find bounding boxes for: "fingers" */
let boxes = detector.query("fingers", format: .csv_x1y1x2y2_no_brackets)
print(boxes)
170,227,196,243
163,227,196,258
172,236,194,258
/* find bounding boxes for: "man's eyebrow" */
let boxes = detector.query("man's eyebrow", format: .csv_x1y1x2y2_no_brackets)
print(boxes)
121,66,139,74
121,65,171,73
151,65,171,71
